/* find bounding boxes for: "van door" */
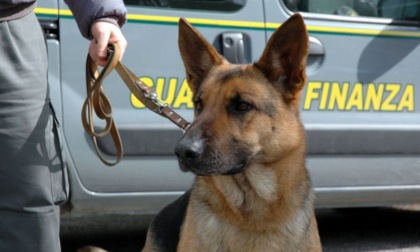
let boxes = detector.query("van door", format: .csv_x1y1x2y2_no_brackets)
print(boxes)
265,0,420,205
57,1,266,193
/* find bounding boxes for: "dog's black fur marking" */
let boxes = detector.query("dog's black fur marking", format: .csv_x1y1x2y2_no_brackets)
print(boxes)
149,190,191,252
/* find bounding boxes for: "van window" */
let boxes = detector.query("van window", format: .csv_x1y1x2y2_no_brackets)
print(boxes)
283,0,420,21
124,0,246,12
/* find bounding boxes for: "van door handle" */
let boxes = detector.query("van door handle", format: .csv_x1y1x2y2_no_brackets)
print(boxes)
220,32,251,64
309,37,325,56
307,37,324,73
40,21,58,39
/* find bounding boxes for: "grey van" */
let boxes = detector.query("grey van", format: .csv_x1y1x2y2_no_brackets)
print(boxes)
36,0,420,216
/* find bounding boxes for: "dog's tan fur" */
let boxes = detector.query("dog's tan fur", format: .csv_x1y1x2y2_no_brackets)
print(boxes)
145,13,321,252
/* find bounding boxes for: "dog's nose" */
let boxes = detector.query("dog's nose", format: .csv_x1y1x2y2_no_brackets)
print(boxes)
175,137,204,169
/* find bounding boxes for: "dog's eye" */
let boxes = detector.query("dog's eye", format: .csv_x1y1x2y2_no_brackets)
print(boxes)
232,101,253,114
237,102,251,111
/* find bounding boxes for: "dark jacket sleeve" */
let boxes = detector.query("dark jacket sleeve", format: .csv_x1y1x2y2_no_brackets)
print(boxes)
64,0,127,39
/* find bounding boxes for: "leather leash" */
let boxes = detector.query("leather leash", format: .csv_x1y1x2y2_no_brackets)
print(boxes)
82,43,190,166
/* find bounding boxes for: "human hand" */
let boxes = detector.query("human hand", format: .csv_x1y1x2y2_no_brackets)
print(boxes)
89,21,127,66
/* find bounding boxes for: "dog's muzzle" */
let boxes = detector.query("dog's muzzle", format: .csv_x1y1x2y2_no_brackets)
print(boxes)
175,135,204,173
175,136,248,176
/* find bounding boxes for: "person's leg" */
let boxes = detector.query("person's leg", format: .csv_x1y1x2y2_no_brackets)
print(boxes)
0,208,60,252
0,12,67,252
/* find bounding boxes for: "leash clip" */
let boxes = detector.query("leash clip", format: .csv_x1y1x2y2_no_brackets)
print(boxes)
144,91,168,112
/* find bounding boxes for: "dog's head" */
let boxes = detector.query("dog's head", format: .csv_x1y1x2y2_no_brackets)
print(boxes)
175,14,309,176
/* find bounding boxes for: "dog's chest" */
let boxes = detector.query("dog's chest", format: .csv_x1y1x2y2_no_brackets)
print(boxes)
195,211,288,252
191,199,313,252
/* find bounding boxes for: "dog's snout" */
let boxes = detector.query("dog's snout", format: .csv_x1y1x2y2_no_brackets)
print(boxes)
175,139,203,160
184,146,200,161
175,136,204,170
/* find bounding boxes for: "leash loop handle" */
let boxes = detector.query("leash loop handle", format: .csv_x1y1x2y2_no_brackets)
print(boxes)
82,44,122,166
82,43,190,166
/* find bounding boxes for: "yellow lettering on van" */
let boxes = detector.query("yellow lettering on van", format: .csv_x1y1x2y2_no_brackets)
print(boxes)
364,84,384,111
303,81,415,112
381,84,400,111
345,83,363,110
131,77,193,109
303,81,322,110
155,77,177,105
397,84,414,112
319,82,330,110
328,82,349,110
172,79,193,109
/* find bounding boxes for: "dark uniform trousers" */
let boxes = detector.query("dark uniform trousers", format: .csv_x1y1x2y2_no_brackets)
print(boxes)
0,12,68,252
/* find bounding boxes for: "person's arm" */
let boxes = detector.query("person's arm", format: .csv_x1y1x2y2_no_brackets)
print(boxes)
64,0,128,65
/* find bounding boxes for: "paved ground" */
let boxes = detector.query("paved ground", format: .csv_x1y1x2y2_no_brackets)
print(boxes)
60,206,420,252
317,207,420,252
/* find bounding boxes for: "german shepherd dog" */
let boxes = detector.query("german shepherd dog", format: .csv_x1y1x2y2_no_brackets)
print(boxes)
141,13,322,252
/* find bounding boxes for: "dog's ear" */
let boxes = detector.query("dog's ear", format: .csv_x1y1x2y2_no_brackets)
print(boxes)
256,13,309,102
178,18,224,94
